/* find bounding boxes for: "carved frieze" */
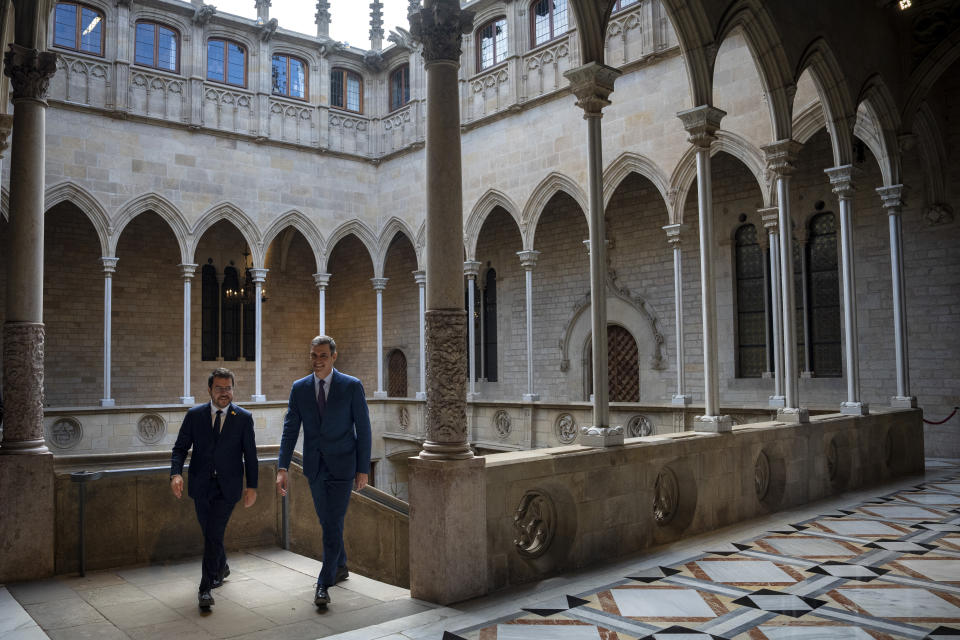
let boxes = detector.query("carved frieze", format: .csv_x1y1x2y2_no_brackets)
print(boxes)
424,309,467,444
2,323,46,445
513,490,556,558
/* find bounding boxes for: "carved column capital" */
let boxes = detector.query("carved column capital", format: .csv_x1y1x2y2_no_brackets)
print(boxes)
178,262,198,279
564,62,621,117
249,267,268,284
824,165,862,199
662,223,688,246
3,45,58,103
463,260,481,279
371,276,389,291
677,105,726,148
100,256,119,275
0,114,13,158
877,184,906,213
409,1,474,63
762,139,803,177
759,207,779,234
516,250,539,270
313,272,331,289
412,269,426,286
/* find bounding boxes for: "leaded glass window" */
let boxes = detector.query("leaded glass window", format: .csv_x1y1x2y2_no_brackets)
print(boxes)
735,224,766,377
207,39,246,87
477,17,508,70
331,68,362,113
808,213,842,376
272,54,307,99
483,269,498,382
54,2,104,55
135,21,178,72
389,65,410,111
531,0,568,47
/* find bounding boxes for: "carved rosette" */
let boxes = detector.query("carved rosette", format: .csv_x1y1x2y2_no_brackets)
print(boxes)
755,450,770,501
627,414,653,437
137,414,167,445
513,490,557,558
409,2,474,63
4,44,58,102
2,323,47,451
564,62,621,117
49,417,83,449
422,309,470,458
555,413,576,444
653,466,679,525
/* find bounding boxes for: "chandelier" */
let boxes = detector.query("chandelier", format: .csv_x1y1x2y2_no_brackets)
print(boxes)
224,250,268,305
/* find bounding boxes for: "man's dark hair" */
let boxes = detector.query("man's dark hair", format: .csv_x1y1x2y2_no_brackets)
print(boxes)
208,368,235,388
311,335,337,354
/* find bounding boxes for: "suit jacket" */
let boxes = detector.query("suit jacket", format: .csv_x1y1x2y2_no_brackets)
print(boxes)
279,369,372,482
170,402,259,504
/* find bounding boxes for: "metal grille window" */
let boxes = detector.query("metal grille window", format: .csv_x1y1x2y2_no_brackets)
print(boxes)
201,263,219,361
272,54,307,99
388,350,408,397
331,68,363,113
221,267,241,361
477,17,508,70
530,0,568,47
735,224,766,377
586,325,640,402
808,212,842,376
53,2,104,55
389,65,410,111
135,21,178,72
207,39,246,87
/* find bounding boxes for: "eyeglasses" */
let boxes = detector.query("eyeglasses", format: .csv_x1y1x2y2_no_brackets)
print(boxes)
213,386,233,393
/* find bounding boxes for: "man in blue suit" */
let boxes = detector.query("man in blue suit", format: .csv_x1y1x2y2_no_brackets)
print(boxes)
277,335,372,607
171,368,258,609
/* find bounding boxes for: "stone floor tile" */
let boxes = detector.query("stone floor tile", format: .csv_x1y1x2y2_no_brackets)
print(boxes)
76,583,153,608
116,563,198,587
0,587,41,635
125,617,216,640
214,576,290,609
96,598,184,630
0,628,51,640
24,597,106,630
337,572,410,601
231,619,336,640
137,578,208,609
175,598,275,639
45,621,130,640
250,598,327,625
320,598,435,634
57,570,127,590
6,579,78,605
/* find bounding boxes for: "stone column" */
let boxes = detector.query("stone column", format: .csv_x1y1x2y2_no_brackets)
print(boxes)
1,42,58,583
98,257,118,407
250,268,267,401
798,232,813,378
413,270,426,400
372,277,388,399
463,261,480,400
516,251,540,401
313,272,330,335
677,105,731,432
408,0,486,606
877,184,917,408
760,208,785,408
663,224,691,405
565,62,623,446
179,263,197,404
826,166,867,415
764,140,808,423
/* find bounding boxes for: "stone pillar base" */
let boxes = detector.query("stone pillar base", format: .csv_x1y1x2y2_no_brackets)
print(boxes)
768,395,786,408
694,414,732,433
671,394,691,405
841,401,869,416
522,393,539,402
99,398,115,407
179,396,195,405
891,396,917,408
0,452,55,582
373,391,388,399
777,407,810,423
250,394,266,402
408,456,487,605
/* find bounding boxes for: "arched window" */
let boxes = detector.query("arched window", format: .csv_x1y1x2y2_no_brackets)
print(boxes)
735,224,766,377
530,0,568,47
482,268,498,382
207,38,246,87
808,212,841,376
331,68,362,113
612,0,639,12
242,269,256,361
272,53,307,99
221,266,241,361
53,2,104,55
586,325,639,402
389,65,410,111
387,349,408,397
135,21,179,72
201,262,219,361
477,16,508,70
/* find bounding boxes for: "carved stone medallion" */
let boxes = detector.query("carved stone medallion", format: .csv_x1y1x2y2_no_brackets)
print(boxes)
493,409,511,439
627,414,653,437
755,450,770,501
50,417,82,449
513,490,556,558
137,414,166,445
653,466,679,525
398,406,410,431
826,438,839,481
555,413,576,444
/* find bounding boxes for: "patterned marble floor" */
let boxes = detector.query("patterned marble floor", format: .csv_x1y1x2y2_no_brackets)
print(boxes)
445,459,960,640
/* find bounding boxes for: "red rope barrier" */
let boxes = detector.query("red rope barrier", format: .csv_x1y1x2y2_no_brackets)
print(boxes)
924,406,959,425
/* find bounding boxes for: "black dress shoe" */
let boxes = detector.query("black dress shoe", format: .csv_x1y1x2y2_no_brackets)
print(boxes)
198,589,215,608
211,564,230,588
314,585,330,607
335,565,349,584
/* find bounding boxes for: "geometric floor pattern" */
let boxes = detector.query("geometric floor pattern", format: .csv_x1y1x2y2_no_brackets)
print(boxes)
446,459,960,640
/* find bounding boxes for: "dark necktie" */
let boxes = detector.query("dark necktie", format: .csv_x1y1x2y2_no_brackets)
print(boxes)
317,380,326,418
213,409,222,440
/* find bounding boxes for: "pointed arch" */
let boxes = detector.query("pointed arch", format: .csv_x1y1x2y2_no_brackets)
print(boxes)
522,172,589,250
659,0,715,108
44,181,112,257
856,75,901,187
465,189,522,260
189,202,263,265
792,100,826,146
714,0,794,141
112,192,190,262
323,219,377,273
795,39,856,168
375,217,417,278
914,103,948,209
414,221,425,270
261,209,324,273
902,24,960,133
602,152,672,216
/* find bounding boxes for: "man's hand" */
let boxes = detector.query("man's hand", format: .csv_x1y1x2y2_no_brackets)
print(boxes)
170,474,183,499
355,472,368,491
243,488,257,508
276,469,288,496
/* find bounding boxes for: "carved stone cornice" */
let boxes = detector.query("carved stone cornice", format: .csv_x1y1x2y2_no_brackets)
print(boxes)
463,260,481,278
409,1,474,64
824,164,862,200
313,272,331,288
3,45,58,102
516,250,539,270
877,184,906,213
371,276,389,291
676,105,725,148
662,223,688,246
192,4,216,26
564,62,621,116
0,114,13,157
762,139,803,177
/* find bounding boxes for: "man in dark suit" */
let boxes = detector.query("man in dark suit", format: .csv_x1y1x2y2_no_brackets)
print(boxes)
277,335,372,608
171,368,258,609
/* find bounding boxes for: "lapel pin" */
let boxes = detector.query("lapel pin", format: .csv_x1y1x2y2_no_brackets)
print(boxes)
230,410,236,416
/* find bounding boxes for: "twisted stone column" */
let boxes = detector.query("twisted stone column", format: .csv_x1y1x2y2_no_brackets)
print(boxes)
179,263,198,404
249,267,267,402
663,224,691,405
678,105,731,432
100,257,119,407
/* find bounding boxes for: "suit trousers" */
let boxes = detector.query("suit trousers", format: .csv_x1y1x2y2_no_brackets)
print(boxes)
308,460,352,588
194,480,236,590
